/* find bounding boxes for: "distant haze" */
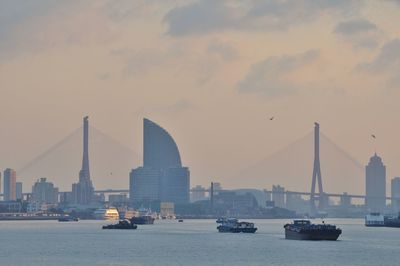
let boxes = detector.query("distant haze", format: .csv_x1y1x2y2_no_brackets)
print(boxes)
1,1,400,193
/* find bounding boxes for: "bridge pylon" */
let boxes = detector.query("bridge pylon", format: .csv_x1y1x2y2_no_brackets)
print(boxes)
310,122,324,214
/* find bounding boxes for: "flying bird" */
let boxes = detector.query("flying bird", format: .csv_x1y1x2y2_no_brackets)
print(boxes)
371,134,376,139
269,116,274,121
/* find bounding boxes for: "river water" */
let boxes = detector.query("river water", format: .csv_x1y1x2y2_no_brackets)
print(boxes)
0,219,398,266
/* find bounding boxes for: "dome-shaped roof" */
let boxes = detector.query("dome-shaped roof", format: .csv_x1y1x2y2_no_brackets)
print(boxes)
143,118,182,169
368,153,383,165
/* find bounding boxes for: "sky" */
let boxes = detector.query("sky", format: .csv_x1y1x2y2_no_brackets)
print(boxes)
1,0,400,193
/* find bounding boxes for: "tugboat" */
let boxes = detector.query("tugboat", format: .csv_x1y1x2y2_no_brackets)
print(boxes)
102,219,138,229
284,220,342,240
384,213,400,228
216,218,257,233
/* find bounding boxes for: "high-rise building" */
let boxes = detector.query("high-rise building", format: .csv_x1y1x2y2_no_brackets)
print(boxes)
71,116,94,205
365,153,386,210
3,168,17,201
32,178,59,204
16,182,23,200
130,118,190,206
340,192,351,209
191,185,207,202
272,185,285,208
391,177,400,212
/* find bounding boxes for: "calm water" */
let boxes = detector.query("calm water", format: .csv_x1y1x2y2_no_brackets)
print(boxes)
0,219,399,266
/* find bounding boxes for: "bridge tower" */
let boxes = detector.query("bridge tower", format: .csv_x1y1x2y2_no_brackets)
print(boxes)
310,122,324,214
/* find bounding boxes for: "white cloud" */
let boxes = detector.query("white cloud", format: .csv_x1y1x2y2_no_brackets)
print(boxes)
357,39,400,88
237,50,320,97
164,0,360,36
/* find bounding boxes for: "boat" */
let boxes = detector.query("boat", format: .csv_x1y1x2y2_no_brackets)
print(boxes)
58,216,79,222
284,220,342,240
102,219,138,230
130,215,155,225
384,213,400,228
365,213,385,227
93,208,119,220
178,219,184,222
216,218,257,233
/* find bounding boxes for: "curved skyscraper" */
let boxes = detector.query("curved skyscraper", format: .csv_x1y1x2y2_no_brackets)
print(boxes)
130,118,190,206
143,118,182,169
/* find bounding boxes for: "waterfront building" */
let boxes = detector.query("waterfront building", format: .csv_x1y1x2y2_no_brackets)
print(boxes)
212,191,258,216
130,119,190,206
109,194,128,207
340,192,351,209
3,168,16,201
272,185,285,208
391,177,400,212
191,185,207,202
365,153,386,210
71,116,95,205
16,182,22,200
0,201,22,213
31,178,59,204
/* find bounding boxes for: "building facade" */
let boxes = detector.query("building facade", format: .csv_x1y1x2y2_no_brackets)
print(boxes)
32,178,59,204
16,182,23,200
391,177,400,212
3,168,17,201
365,153,386,210
130,119,190,206
272,185,285,208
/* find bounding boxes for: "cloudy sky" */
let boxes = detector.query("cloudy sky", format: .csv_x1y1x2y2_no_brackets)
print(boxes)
1,0,400,192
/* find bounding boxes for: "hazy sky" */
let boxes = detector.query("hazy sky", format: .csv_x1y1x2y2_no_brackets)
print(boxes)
1,0,400,192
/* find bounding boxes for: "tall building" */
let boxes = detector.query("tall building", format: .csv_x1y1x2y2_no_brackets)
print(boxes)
365,153,386,210
16,182,23,200
3,168,17,201
191,185,207,202
71,116,94,205
130,118,190,206
272,185,285,208
32,178,59,204
391,177,400,212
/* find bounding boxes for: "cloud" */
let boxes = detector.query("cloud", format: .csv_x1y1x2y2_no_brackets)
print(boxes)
0,1,116,62
164,0,360,36
334,19,377,35
0,0,61,37
334,19,382,50
163,0,240,36
237,50,320,97
357,39,400,88
358,39,400,72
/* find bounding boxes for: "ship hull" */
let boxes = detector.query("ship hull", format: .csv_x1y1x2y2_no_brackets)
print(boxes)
131,216,155,225
384,220,400,228
285,229,341,240
217,226,257,233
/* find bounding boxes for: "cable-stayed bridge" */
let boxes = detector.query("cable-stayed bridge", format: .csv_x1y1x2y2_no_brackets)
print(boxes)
15,125,139,191
13,122,371,206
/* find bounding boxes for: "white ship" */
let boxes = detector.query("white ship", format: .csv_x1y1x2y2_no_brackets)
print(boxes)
365,213,385,227
93,208,119,220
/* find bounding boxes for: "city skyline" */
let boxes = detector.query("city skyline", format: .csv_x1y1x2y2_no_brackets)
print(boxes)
1,1,400,193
